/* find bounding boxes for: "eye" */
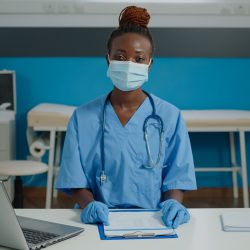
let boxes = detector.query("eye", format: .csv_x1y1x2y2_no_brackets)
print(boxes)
136,57,145,63
114,55,126,61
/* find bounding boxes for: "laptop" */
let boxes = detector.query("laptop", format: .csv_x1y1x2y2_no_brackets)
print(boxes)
0,181,84,250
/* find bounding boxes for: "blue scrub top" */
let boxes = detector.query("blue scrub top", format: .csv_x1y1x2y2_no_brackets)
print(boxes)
56,93,197,209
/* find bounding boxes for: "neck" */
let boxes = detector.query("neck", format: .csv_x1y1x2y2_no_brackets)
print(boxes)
110,88,147,110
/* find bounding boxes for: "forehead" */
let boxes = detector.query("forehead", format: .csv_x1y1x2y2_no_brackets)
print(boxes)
110,33,151,54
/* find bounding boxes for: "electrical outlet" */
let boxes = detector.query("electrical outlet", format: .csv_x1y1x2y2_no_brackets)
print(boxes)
57,3,72,14
43,3,56,14
234,4,248,15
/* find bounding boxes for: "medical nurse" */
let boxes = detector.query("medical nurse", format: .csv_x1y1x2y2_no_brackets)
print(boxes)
56,6,197,229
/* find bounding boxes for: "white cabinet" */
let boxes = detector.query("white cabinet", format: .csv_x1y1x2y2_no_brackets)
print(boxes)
0,110,15,201
0,70,16,200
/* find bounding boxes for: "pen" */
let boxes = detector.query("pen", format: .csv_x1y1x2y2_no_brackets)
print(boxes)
123,231,156,238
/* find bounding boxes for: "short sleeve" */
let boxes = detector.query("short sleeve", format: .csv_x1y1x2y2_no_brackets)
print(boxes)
162,111,197,192
55,111,89,195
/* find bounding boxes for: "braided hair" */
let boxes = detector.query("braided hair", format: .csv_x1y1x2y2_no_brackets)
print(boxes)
107,6,154,56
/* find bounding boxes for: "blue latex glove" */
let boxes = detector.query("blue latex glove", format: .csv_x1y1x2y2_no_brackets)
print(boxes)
160,199,190,229
80,201,109,226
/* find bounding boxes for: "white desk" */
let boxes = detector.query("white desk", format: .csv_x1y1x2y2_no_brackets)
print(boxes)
1,208,250,250
28,105,250,208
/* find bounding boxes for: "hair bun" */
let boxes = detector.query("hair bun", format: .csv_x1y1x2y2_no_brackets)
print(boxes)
119,6,150,28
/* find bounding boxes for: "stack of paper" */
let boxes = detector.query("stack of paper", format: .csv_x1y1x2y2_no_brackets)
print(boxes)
221,211,250,232
104,210,176,238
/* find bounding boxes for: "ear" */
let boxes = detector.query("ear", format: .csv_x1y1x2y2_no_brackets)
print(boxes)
148,58,153,71
106,54,110,65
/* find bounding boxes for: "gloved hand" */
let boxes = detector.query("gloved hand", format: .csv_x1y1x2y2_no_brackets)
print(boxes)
159,199,190,229
80,201,109,226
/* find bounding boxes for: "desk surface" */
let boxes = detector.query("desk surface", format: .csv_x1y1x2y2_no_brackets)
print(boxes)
1,208,250,250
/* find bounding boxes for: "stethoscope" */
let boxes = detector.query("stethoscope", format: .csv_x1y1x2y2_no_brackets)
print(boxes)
100,90,164,185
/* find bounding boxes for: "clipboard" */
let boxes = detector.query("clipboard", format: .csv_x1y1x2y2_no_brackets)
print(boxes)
97,209,178,240
221,211,250,232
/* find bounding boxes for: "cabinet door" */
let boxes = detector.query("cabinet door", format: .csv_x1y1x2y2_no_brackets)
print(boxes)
0,151,10,160
0,121,14,201
0,123,9,152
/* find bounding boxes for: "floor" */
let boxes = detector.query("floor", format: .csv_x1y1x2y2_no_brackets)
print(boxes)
23,187,246,208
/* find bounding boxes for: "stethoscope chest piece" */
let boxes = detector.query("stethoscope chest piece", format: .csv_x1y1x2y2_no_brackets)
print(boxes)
100,171,107,185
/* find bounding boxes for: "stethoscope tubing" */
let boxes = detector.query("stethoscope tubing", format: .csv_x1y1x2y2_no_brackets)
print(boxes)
100,90,164,184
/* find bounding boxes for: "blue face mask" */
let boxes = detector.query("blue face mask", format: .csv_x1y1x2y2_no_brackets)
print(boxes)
107,60,151,92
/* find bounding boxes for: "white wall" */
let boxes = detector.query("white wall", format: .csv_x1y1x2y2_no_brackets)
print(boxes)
0,0,250,27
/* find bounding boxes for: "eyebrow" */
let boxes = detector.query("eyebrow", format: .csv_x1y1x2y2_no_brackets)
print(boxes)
135,49,145,53
115,49,126,53
115,49,145,53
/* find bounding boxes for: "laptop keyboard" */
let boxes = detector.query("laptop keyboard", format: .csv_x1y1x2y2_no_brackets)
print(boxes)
22,228,59,245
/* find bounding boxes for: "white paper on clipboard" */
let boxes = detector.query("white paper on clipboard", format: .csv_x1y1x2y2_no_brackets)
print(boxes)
104,210,175,237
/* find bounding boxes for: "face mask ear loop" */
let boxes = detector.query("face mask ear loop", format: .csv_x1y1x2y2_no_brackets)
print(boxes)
148,58,152,71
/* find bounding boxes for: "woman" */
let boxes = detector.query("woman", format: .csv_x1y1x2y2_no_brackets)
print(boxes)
56,6,197,229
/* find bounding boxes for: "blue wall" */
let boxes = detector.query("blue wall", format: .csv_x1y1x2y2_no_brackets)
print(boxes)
0,57,250,187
